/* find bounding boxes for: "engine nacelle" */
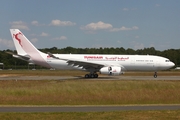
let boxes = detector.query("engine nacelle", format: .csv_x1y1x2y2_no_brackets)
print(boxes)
100,66,121,75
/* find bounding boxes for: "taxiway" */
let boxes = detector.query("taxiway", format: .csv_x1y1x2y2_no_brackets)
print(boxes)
0,75,179,80
0,105,180,112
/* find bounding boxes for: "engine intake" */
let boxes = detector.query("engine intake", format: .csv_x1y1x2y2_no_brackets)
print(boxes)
100,66,121,75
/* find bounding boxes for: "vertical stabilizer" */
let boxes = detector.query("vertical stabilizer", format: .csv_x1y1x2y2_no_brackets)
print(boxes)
10,29,27,55
10,29,51,68
10,29,41,55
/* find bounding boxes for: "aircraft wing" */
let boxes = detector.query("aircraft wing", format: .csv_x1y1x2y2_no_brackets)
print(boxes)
66,60,104,70
48,52,105,70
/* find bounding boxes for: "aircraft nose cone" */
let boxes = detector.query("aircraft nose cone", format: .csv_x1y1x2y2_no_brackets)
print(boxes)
171,62,175,67
168,62,175,68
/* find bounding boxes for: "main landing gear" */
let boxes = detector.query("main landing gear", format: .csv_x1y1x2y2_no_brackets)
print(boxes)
85,73,98,78
154,72,157,78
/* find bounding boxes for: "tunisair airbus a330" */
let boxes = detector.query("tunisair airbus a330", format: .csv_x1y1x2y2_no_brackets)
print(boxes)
10,29,175,78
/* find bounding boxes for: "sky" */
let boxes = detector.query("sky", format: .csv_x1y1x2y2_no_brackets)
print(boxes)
0,0,180,51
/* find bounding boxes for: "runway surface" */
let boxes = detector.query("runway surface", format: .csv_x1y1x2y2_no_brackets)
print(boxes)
0,75,180,80
0,105,180,112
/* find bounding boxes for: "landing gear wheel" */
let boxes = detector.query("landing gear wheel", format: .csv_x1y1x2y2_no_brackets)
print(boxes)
154,72,157,78
85,74,89,78
84,73,99,78
90,74,94,78
154,74,157,78
94,74,98,78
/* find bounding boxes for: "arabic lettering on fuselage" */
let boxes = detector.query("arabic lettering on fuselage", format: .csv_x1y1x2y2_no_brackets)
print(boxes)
84,56,129,61
105,57,129,61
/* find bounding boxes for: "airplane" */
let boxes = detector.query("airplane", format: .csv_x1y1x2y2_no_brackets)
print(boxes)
10,29,175,78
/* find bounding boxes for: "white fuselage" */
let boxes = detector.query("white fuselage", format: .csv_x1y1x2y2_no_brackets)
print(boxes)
42,54,174,71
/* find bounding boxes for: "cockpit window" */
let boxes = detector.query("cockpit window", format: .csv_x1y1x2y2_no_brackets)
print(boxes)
165,60,170,62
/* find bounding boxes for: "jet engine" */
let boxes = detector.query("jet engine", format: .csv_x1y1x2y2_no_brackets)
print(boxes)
100,66,121,75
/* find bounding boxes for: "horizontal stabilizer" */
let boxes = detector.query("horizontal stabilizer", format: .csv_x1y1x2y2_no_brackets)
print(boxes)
47,52,59,59
6,51,30,61
47,52,68,61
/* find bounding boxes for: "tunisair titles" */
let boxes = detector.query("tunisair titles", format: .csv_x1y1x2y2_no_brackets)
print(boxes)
84,56,129,61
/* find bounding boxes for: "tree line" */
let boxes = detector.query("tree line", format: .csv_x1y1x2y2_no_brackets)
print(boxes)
0,47,179,69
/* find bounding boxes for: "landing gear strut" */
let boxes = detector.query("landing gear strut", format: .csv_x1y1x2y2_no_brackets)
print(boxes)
154,72,157,78
85,73,98,78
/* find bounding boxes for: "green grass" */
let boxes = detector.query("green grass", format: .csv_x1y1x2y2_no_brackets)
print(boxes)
0,111,180,120
0,80,180,105
0,70,180,119
0,69,87,76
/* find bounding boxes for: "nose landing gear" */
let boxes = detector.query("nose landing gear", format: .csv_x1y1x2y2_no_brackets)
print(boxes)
154,72,157,78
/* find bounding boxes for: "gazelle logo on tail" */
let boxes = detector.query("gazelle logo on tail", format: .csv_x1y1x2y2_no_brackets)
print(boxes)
10,29,52,68
13,32,23,47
